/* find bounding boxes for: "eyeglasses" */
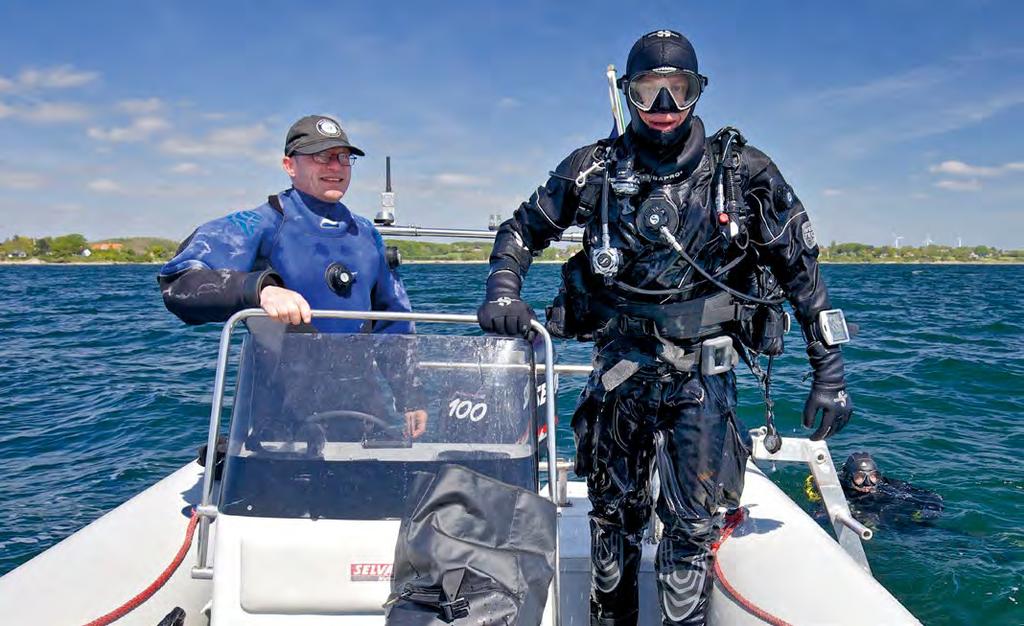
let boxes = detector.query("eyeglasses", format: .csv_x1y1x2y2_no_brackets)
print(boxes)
307,152,358,166
852,470,881,487
621,68,708,112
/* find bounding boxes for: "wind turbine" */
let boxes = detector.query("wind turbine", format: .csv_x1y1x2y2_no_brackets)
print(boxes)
923,233,934,246
956,235,962,248
892,233,904,249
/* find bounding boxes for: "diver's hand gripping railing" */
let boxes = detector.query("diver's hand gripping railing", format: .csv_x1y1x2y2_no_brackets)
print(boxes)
190,309,563,626
748,428,874,572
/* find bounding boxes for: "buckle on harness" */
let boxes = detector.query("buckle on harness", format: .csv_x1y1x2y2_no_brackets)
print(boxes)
617,315,655,336
701,336,738,376
439,596,470,621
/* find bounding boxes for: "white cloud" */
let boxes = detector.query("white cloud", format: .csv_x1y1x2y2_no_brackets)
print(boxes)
808,51,1024,158
811,67,945,105
0,102,13,118
170,162,202,174
0,171,45,190
435,173,483,187
88,116,171,142
116,98,163,114
497,97,522,109
0,77,13,92
929,160,1001,177
935,179,981,192
87,179,123,193
159,123,273,161
822,188,844,197
339,118,380,137
928,159,1024,178
17,65,99,89
19,102,91,123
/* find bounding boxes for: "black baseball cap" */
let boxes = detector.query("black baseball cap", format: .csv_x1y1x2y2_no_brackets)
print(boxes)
284,115,365,157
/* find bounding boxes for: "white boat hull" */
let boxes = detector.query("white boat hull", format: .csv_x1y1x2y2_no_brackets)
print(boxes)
0,461,921,625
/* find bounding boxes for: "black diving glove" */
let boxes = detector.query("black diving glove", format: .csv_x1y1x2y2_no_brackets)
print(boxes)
802,344,853,440
477,270,537,338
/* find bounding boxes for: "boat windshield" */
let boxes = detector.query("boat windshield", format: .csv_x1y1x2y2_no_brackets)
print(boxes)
219,318,541,520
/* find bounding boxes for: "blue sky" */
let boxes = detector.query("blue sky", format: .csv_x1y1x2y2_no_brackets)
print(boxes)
1,0,1022,248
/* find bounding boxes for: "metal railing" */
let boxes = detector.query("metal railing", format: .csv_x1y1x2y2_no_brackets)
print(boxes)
749,428,873,572
377,224,584,243
190,309,562,626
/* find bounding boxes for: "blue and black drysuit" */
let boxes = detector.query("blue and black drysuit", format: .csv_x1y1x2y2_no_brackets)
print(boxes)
158,187,413,334
159,187,420,423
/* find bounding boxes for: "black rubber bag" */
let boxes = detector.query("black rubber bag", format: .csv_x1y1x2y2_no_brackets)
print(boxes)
385,464,557,625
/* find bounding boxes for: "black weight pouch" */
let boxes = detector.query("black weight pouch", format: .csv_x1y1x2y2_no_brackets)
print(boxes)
385,464,557,625
733,267,787,357
546,250,599,341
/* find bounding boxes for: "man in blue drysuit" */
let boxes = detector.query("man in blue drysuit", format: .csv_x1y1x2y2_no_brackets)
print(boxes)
158,114,426,438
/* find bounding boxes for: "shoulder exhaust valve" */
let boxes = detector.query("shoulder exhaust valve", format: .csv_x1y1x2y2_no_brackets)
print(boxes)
385,246,402,270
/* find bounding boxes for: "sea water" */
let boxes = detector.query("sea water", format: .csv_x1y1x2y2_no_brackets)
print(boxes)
0,263,1021,624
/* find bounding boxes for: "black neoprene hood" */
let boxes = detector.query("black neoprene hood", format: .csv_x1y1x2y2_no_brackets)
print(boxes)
625,29,699,78
622,29,702,149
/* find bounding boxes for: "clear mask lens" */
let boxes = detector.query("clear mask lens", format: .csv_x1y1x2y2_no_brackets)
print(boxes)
627,70,704,112
853,470,880,486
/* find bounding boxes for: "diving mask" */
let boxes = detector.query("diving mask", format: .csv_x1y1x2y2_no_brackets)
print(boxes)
852,470,881,488
622,68,707,112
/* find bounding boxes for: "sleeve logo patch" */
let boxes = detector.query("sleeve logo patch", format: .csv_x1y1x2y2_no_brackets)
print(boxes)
227,210,263,236
801,221,817,249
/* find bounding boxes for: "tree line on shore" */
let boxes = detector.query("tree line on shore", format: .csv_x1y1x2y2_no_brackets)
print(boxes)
1,234,1021,264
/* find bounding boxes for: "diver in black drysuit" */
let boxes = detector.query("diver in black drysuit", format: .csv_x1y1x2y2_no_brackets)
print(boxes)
839,452,943,528
478,30,854,626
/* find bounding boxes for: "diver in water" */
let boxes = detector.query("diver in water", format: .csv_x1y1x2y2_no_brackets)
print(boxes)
834,452,943,527
478,30,854,626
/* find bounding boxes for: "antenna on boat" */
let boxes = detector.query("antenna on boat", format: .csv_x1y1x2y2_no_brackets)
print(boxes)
375,156,396,225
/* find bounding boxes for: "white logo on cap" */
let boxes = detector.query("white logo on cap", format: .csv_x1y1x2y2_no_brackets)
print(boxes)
316,118,341,137
654,30,675,38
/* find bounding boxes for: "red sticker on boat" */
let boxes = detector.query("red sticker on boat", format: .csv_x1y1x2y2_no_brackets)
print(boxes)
350,563,393,581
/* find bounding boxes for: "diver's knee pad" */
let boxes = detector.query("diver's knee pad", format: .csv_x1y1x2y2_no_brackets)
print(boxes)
590,521,641,595
589,520,643,622
654,536,714,626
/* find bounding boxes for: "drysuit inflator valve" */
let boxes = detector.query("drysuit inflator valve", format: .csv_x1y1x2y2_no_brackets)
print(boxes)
636,191,680,243
325,262,355,295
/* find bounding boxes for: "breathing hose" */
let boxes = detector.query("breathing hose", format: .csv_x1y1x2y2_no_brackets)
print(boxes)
658,226,785,306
